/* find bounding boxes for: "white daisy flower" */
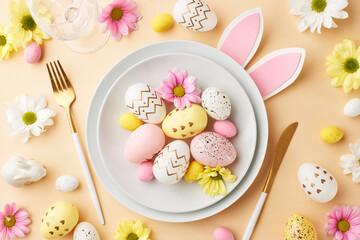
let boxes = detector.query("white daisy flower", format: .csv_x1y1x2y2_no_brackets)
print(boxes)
287,0,349,34
5,93,56,143
339,139,360,183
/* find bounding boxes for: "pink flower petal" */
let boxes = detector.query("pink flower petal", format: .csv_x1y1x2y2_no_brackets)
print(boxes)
168,72,177,87
184,98,191,108
182,70,188,79
183,76,196,88
184,84,195,93
162,93,175,101
175,72,184,85
118,21,129,35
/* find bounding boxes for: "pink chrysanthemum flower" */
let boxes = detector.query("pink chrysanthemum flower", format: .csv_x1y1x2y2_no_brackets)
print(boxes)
324,205,360,240
98,0,141,41
0,203,30,239
156,67,201,110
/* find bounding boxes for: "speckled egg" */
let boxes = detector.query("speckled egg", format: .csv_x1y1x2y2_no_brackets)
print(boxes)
284,214,318,240
320,126,343,143
201,87,231,120
55,175,79,192
73,222,100,240
190,132,237,167
41,201,79,239
119,113,143,131
213,227,234,240
24,42,42,63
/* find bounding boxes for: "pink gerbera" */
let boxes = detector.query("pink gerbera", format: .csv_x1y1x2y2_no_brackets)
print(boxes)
98,0,141,41
156,67,201,110
0,203,30,240
324,205,360,240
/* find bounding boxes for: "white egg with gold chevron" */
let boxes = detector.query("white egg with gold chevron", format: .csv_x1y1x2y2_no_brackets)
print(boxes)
125,83,167,124
153,140,191,184
173,0,217,32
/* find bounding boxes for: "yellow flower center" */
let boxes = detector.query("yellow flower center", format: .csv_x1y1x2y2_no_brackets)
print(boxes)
127,233,139,240
173,86,185,98
211,172,222,181
23,112,37,125
344,58,360,73
4,215,16,228
311,0,327,12
337,219,350,233
21,15,37,31
0,35,6,46
110,7,124,21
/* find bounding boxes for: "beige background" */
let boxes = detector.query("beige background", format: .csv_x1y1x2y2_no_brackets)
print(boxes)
1,0,360,239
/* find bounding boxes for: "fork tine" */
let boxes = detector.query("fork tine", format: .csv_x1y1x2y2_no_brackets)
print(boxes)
53,61,68,90
46,63,59,93
56,60,73,90
50,62,64,91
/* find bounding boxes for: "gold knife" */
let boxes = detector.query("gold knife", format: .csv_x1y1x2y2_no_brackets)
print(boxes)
242,122,298,240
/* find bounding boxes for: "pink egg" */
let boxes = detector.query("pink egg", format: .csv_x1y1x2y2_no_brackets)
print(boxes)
137,161,154,182
124,124,165,163
24,42,42,64
213,227,234,240
213,120,237,138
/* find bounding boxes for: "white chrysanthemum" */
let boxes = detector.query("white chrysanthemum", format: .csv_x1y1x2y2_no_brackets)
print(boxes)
287,0,348,34
339,139,360,183
5,94,56,143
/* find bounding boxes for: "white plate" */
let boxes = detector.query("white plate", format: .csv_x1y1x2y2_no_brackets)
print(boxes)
98,53,257,213
86,41,268,222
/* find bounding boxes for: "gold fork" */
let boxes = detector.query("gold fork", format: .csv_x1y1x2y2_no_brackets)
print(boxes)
46,60,105,224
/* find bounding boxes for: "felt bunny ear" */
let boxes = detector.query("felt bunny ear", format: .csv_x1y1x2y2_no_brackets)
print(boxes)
217,8,264,68
247,48,306,100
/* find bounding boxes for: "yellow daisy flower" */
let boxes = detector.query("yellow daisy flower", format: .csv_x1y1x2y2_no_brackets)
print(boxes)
197,166,237,198
0,25,15,60
6,0,51,48
114,220,151,240
326,39,360,93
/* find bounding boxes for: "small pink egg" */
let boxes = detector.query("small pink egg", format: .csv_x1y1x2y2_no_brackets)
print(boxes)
213,227,234,240
137,161,154,182
24,42,42,64
213,120,237,138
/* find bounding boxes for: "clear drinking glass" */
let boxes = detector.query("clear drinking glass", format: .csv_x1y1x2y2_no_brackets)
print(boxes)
27,0,109,53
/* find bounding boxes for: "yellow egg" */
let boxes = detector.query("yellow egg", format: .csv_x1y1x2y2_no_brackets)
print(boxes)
320,126,343,143
162,104,208,139
152,13,173,32
284,214,318,240
184,161,204,182
40,201,79,239
119,113,143,131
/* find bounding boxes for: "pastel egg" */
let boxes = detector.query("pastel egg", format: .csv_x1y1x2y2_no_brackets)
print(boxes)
320,126,343,143
202,87,231,120
125,83,166,124
41,201,79,239
162,104,207,139
152,13,173,32
153,140,190,184
284,214,318,240
213,227,235,240
298,163,337,203
213,120,237,138
191,132,237,167
184,161,204,183
55,175,79,192
24,42,42,64
124,124,165,163
344,98,360,117
173,0,217,32
137,161,154,182
119,113,143,131
73,222,100,240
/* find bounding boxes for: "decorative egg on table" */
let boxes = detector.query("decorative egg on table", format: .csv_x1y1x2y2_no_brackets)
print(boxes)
320,126,343,143
284,213,318,240
124,124,165,163
298,163,337,203
119,113,143,131
213,227,235,240
344,98,360,117
173,0,217,32
153,140,190,184
55,175,79,192
162,104,207,139
191,132,237,167
201,87,231,120
73,222,100,240
125,83,166,124
40,201,79,239
152,13,173,32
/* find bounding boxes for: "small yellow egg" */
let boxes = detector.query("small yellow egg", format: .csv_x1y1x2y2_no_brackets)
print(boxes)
184,161,204,182
284,213,318,240
152,13,173,32
120,113,143,131
320,126,343,143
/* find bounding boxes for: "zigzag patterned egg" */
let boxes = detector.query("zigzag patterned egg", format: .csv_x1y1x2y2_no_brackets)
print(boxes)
153,140,190,184
173,0,218,32
125,83,166,124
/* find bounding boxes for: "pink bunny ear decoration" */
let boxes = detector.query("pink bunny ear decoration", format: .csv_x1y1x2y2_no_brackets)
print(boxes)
217,8,264,68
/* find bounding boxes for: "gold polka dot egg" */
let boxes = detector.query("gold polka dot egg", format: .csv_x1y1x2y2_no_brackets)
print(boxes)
284,213,318,240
